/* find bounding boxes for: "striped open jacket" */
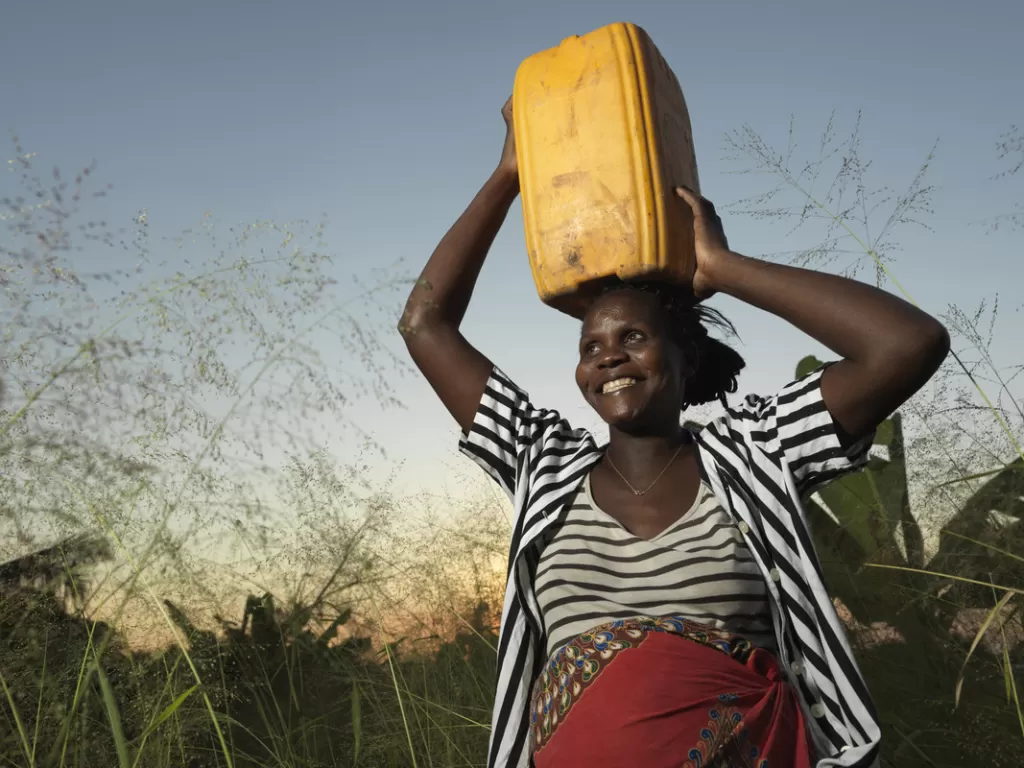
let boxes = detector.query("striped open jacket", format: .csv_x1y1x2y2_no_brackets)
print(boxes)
458,363,883,768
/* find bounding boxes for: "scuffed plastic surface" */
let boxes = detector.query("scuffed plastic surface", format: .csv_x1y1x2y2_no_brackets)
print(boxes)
514,22,701,318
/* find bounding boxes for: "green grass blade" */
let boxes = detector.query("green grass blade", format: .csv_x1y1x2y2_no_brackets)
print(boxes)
954,590,1014,708
864,563,1024,594
450,608,497,653
934,464,1024,488
352,679,362,764
49,620,101,768
137,684,199,743
393,689,490,729
1002,628,1013,704
943,530,1024,564
30,630,47,764
890,724,940,768
1008,647,1024,739
0,667,32,765
64,479,236,768
93,663,131,768
367,591,418,768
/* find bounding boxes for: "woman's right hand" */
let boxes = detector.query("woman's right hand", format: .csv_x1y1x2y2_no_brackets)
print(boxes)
498,96,519,177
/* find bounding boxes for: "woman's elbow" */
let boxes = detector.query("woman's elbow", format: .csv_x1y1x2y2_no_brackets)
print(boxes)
397,307,417,340
397,299,446,347
919,317,951,372
897,316,950,383
868,315,949,387
398,298,428,339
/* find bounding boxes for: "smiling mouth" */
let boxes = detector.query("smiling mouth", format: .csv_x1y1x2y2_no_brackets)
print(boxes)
600,377,637,395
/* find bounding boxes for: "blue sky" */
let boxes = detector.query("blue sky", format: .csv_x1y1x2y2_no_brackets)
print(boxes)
3,0,1022,498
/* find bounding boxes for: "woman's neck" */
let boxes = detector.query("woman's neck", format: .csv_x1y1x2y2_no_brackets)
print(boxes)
603,425,689,477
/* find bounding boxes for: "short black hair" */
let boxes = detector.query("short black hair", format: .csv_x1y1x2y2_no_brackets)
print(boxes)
596,281,745,410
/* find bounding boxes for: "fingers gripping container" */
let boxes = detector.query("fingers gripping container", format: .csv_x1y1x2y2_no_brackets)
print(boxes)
513,22,701,318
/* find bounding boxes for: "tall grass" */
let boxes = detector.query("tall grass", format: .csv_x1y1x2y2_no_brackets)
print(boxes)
2,115,1023,768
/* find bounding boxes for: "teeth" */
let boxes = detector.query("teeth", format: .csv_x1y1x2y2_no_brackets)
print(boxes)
601,378,636,394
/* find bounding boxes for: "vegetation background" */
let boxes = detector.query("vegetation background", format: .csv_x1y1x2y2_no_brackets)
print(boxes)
2,1,1022,766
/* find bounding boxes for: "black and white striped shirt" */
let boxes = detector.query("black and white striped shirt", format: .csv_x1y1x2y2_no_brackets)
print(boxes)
536,475,777,657
459,363,881,768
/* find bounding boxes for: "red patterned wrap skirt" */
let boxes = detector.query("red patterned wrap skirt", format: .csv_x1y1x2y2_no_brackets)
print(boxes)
530,616,815,768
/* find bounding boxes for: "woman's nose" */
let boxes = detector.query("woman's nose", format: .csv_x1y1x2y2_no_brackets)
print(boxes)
597,347,628,368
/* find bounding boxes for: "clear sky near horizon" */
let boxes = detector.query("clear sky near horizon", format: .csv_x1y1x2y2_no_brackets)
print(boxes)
3,0,1022,502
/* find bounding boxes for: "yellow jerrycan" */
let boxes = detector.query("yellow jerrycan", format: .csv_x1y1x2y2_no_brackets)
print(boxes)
513,22,700,318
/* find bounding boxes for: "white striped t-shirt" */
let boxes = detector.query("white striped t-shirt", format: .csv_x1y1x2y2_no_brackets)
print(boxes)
536,474,776,658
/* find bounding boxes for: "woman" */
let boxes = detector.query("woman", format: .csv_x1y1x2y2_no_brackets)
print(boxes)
400,97,949,768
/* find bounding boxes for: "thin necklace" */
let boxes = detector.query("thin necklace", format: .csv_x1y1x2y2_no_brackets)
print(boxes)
604,443,685,496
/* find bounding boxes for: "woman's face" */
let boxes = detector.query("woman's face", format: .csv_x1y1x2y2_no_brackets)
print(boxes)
575,290,686,431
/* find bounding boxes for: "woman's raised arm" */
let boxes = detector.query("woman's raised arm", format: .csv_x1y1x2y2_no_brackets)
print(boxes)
676,185,950,444
399,98,519,433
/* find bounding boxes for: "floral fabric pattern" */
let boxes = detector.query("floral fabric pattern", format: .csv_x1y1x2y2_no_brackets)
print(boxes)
530,615,753,751
681,693,768,768
528,615,811,768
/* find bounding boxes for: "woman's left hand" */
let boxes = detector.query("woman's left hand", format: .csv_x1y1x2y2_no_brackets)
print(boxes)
675,186,731,300
673,184,950,445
